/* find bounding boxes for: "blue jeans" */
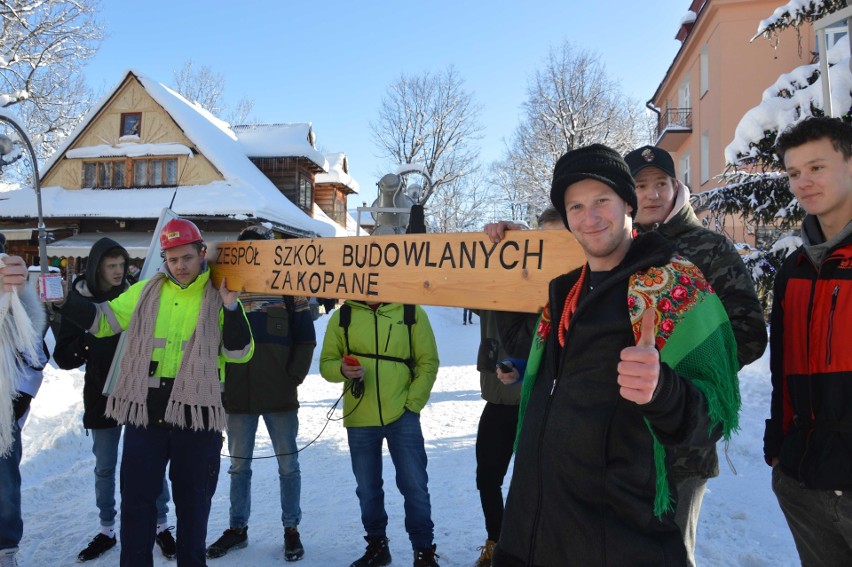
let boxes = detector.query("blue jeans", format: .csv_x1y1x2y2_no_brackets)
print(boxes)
347,409,434,550
120,425,221,567
92,427,171,528
0,423,22,551
226,411,301,528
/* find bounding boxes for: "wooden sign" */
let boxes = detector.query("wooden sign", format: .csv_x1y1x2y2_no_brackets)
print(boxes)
209,230,585,313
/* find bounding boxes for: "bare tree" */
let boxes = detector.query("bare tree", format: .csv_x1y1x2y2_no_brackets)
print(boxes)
0,0,103,158
425,171,500,233
489,154,534,223
497,42,646,219
371,65,484,209
173,60,254,125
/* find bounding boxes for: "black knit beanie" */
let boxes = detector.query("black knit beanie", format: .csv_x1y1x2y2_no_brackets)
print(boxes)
550,143,638,229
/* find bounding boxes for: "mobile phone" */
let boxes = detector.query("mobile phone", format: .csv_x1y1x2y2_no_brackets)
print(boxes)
496,361,513,373
343,355,361,367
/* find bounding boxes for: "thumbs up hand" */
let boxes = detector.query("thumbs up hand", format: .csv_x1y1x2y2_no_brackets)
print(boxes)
617,309,661,405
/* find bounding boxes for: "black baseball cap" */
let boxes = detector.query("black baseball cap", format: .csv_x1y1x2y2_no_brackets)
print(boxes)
624,145,676,178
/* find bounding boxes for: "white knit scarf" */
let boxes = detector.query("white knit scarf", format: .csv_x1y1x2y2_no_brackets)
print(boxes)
0,254,45,455
105,272,227,432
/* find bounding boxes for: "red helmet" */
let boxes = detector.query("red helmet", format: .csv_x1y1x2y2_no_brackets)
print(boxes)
159,218,203,251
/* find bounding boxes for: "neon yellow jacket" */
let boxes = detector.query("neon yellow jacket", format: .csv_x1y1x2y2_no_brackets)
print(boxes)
91,268,253,380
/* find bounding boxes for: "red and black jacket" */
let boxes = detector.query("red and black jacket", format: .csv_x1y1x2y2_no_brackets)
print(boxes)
764,222,852,489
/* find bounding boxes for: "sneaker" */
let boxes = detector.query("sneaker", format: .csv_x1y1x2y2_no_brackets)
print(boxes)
155,526,177,559
474,539,496,567
284,527,304,562
350,535,391,567
76,533,117,562
206,527,248,559
0,548,18,567
414,544,440,567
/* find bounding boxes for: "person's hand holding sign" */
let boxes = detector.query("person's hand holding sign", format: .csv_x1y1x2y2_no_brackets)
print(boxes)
617,309,660,405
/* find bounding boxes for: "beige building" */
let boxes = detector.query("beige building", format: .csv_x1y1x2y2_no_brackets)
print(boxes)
0,70,361,266
650,0,833,243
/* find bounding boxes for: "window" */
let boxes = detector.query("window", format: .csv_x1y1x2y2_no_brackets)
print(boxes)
83,158,179,188
120,113,142,137
680,152,691,187
333,194,347,223
700,132,710,185
298,175,313,210
150,160,162,185
700,46,709,96
83,163,96,187
678,78,690,110
816,20,848,51
165,160,178,184
133,160,147,186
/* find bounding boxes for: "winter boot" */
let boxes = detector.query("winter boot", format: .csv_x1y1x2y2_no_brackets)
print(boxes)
284,527,304,562
0,548,18,567
474,539,496,567
76,533,117,562
155,526,177,559
350,535,391,567
414,544,440,567
206,527,248,559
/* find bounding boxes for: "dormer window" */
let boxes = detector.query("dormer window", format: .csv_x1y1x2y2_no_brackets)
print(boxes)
121,113,142,137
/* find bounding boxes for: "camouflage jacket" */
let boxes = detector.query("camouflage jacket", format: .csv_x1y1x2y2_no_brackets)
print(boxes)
637,181,767,479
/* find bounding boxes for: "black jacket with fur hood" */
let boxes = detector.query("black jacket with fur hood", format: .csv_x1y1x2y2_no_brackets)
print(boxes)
53,237,130,429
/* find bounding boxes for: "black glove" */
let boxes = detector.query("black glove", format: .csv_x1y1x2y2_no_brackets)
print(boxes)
13,393,33,421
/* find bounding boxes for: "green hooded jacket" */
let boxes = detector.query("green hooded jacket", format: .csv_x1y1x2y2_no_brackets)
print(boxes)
320,301,439,427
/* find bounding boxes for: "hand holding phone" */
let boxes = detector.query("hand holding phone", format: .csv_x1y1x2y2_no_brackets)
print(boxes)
342,355,364,398
496,361,513,373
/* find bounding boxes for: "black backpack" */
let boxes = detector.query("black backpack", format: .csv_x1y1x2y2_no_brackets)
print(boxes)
338,303,417,376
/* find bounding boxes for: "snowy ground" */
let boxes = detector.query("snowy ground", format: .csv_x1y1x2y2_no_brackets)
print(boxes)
16,306,796,566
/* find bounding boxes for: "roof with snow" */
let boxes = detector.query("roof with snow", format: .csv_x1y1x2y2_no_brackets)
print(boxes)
9,70,335,238
315,152,360,193
233,123,327,169
312,203,360,236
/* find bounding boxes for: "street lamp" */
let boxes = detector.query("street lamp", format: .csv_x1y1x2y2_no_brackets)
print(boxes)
0,112,49,275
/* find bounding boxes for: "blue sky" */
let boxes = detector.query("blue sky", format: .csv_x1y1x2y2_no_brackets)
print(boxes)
85,0,693,206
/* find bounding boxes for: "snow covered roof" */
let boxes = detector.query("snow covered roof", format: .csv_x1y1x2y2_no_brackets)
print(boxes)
44,230,239,258
315,152,360,193
66,142,193,159
0,182,326,237
233,123,328,170
28,70,335,238
312,203,359,237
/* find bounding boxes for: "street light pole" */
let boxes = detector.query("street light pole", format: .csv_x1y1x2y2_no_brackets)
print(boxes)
0,113,48,274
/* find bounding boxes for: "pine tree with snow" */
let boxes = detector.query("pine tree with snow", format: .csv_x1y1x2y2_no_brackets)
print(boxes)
706,0,852,312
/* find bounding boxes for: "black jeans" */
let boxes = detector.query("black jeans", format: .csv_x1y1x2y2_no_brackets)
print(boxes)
476,402,519,541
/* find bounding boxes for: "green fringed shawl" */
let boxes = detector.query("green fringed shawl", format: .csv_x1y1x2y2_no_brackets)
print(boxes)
515,256,741,518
